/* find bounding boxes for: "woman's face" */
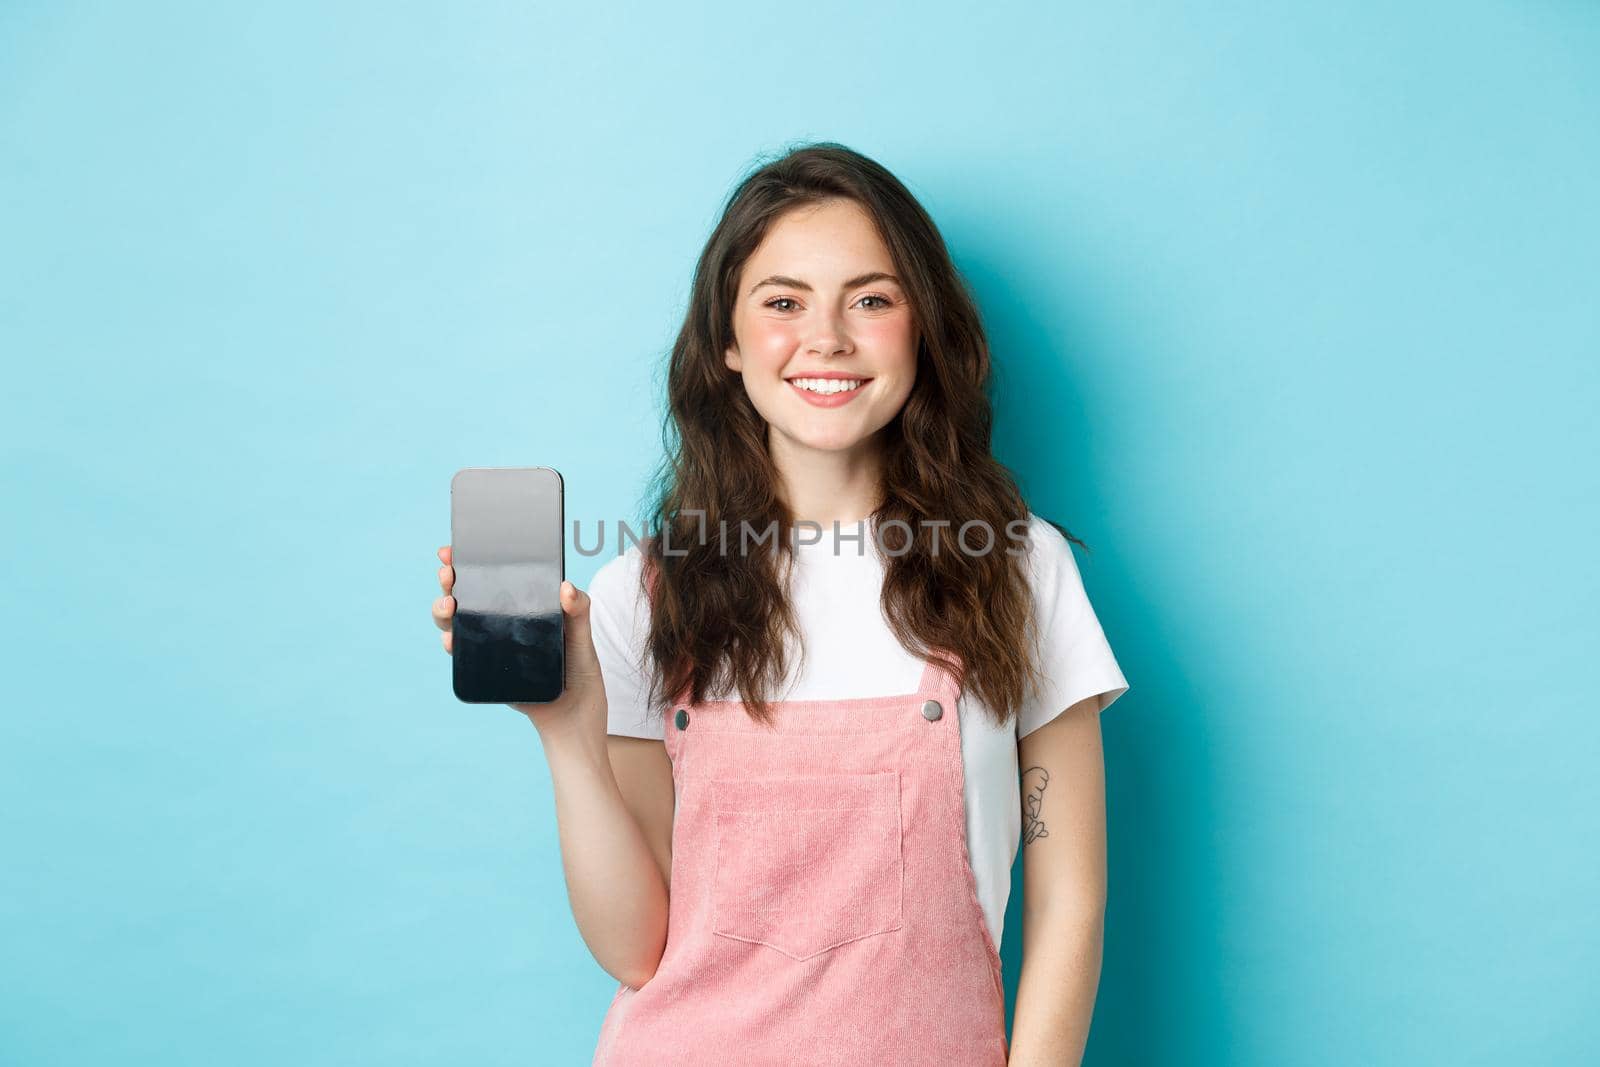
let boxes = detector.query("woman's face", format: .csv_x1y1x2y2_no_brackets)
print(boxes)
725,198,919,459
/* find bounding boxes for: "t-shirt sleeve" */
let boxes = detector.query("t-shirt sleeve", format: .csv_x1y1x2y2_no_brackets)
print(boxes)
1015,514,1131,739
588,548,665,741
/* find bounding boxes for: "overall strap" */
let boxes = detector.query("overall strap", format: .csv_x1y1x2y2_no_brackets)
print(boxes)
916,649,964,696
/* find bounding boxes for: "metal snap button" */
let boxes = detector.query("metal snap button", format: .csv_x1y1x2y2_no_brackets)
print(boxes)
675,708,690,730
921,699,943,722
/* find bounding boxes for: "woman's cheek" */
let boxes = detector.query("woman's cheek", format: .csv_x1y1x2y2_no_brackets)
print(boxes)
753,322,804,360
858,314,916,353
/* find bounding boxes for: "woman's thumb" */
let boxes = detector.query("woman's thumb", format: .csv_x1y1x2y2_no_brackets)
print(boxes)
560,581,602,674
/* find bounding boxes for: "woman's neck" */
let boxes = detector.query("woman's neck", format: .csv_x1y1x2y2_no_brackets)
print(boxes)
770,433,885,528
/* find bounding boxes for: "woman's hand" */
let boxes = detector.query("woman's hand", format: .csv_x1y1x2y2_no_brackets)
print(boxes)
433,545,609,742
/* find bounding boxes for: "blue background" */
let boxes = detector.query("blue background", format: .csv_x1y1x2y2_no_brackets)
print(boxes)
3,3,1596,1064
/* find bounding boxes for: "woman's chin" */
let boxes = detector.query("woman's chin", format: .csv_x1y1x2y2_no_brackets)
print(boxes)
770,421,877,455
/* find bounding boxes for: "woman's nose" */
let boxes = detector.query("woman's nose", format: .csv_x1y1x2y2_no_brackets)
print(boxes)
806,315,851,357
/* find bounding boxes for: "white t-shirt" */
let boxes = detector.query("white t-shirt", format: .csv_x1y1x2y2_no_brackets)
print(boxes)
589,512,1130,955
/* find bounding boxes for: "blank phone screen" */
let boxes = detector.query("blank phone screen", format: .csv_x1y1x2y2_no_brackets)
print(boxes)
449,467,564,704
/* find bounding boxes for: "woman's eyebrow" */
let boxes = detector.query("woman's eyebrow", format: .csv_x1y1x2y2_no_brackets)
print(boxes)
748,271,900,295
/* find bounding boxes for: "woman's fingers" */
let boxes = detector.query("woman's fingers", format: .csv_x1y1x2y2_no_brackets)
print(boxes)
435,546,456,652
437,546,454,592
433,547,455,633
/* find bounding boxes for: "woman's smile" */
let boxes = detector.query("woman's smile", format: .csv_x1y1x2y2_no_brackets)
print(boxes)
785,374,873,407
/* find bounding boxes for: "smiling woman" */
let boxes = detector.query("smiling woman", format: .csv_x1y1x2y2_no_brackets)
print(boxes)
421,141,1131,1066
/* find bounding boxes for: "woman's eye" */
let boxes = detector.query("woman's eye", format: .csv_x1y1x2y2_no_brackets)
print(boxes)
762,294,893,312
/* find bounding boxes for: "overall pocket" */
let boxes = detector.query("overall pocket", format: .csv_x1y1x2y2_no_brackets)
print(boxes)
709,770,904,961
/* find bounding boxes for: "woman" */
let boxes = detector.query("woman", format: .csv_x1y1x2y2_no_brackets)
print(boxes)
431,143,1129,1065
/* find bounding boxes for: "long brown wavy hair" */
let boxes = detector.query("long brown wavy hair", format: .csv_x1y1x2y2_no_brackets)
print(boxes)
635,141,1083,729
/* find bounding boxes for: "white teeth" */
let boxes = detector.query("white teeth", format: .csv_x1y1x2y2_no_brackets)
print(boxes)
790,377,865,395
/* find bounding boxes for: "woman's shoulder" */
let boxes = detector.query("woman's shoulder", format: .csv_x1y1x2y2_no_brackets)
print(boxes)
591,538,647,587
588,540,650,631
1016,511,1081,584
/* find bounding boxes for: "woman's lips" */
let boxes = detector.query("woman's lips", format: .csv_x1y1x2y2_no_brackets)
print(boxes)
786,378,871,408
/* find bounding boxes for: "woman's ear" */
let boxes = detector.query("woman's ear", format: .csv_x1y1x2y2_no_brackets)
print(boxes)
724,344,742,373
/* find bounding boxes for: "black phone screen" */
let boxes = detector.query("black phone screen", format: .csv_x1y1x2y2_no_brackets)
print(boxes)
449,466,565,704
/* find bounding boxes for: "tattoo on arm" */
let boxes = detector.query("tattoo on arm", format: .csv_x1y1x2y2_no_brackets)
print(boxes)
1021,765,1050,845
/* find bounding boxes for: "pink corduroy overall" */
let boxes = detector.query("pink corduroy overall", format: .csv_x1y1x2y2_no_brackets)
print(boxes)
591,614,1009,1065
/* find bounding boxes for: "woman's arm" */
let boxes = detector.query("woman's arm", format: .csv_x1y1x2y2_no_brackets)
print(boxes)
537,719,674,989
1007,696,1108,1067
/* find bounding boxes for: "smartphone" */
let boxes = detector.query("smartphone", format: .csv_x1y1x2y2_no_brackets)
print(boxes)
449,466,565,704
